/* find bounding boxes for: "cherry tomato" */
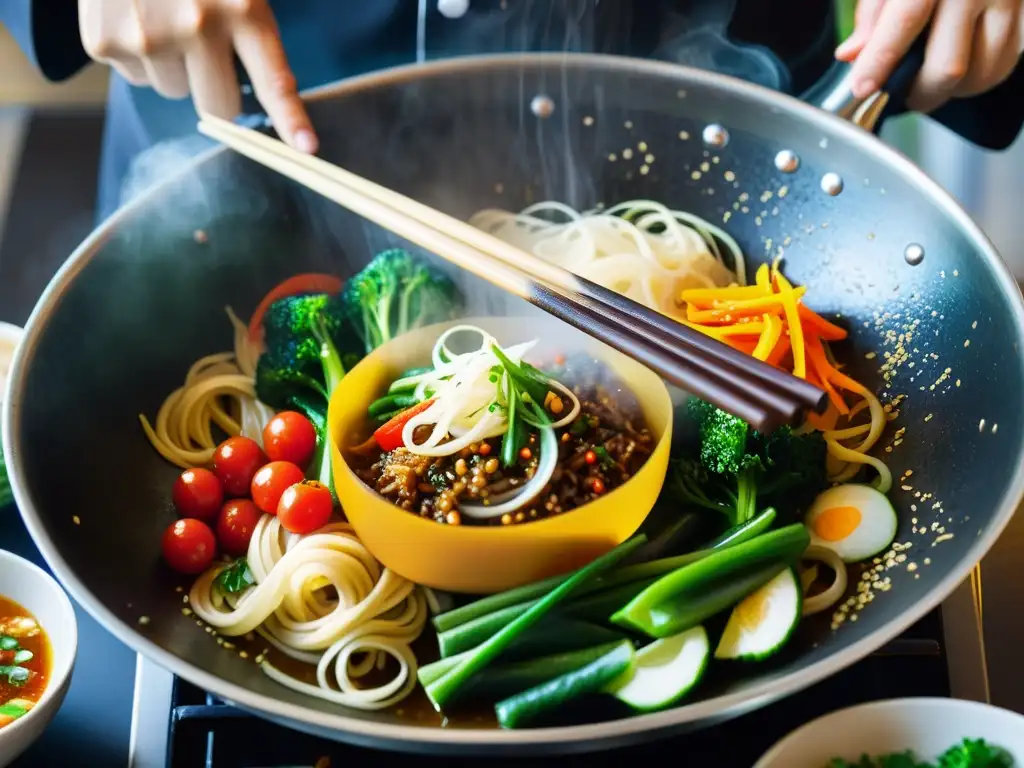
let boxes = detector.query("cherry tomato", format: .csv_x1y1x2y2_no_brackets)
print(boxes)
277,481,333,534
263,411,318,468
171,468,224,521
161,518,217,574
213,437,267,497
216,499,262,556
250,461,306,514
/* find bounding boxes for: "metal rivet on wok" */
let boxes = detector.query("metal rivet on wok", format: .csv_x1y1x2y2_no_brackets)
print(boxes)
904,243,925,266
774,150,800,173
530,95,555,119
821,172,844,196
702,124,729,148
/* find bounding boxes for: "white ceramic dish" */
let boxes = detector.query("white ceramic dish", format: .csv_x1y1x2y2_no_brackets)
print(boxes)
0,550,78,767
755,697,1024,767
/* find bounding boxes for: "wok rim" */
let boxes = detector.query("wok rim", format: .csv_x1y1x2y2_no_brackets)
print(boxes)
5,52,1024,751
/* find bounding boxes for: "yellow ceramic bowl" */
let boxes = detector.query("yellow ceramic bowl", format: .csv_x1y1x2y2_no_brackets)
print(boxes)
329,316,673,594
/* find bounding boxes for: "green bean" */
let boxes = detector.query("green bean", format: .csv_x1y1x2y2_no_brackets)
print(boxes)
611,524,809,638
423,535,646,712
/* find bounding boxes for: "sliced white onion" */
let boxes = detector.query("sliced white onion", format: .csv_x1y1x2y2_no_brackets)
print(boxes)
461,426,558,519
801,545,849,616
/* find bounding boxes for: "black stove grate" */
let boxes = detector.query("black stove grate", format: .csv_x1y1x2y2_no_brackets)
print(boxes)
167,611,950,768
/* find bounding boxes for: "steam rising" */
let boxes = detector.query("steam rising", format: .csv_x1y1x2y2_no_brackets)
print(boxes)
654,0,787,91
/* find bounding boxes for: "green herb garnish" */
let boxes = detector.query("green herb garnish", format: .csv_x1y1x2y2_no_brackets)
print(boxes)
215,559,255,594
826,737,1015,768
0,703,27,719
12,650,33,665
0,665,30,686
593,446,616,470
0,636,18,652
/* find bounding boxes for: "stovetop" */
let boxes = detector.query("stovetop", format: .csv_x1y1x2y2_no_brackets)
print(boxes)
125,587,986,768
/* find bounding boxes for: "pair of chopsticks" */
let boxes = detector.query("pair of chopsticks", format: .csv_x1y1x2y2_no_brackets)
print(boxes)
197,114,827,432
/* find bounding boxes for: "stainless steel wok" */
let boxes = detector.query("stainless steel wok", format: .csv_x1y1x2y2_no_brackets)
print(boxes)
5,54,1024,754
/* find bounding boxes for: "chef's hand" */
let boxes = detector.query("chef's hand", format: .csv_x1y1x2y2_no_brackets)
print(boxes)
78,0,318,153
835,0,1024,113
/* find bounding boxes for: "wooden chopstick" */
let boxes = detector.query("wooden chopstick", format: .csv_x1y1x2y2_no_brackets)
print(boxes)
198,114,824,417
198,115,821,430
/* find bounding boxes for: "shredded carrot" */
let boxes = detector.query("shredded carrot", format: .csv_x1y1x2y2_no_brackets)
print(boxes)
751,314,783,361
679,261,852,387
806,336,849,414
807,401,842,432
247,273,344,341
765,335,791,367
798,304,848,341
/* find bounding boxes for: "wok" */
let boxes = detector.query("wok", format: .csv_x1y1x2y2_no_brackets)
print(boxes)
5,54,1024,754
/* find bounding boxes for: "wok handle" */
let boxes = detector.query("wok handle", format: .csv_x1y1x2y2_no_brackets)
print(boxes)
802,30,1024,151
800,32,927,135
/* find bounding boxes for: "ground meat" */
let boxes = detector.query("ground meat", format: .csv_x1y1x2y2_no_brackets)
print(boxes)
353,355,654,527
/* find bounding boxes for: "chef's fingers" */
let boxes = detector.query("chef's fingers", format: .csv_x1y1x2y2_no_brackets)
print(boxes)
108,59,151,87
849,0,938,98
835,0,886,61
906,0,980,112
185,33,243,119
230,4,317,153
953,5,1021,98
142,55,192,99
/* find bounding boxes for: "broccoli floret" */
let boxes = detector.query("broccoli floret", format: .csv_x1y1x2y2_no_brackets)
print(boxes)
671,399,826,525
253,295,347,501
254,293,359,409
341,249,464,353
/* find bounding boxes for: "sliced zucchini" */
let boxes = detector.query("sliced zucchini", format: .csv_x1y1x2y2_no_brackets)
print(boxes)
714,567,801,662
607,625,710,712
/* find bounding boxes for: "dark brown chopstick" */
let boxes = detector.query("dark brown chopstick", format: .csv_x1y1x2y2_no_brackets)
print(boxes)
198,115,827,431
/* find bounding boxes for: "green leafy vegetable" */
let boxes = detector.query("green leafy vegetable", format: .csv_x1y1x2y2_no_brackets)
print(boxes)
215,559,255,594
0,636,18,651
592,446,616,470
670,399,826,525
12,650,33,665
341,249,464,354
826,737,1015,768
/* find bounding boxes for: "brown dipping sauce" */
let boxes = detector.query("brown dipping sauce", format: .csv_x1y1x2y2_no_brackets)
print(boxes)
0,596,52,728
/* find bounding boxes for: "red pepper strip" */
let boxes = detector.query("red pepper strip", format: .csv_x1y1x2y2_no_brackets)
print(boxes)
247,273,344,342
373,399,435,452
798,304,848,341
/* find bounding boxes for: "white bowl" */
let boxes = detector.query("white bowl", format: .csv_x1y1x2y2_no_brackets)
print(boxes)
0,550,78,767
755,697,1024,768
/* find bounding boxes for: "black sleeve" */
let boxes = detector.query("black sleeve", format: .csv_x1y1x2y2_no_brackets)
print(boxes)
927,59,1024,151
0,0,91,82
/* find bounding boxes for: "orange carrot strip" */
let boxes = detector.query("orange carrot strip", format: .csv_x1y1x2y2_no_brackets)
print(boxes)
247,273,344,341
807,401,842,432
765,335,791,367
806,336,849,414
752,314,783,361
724,338,759,355
798,304,848,341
